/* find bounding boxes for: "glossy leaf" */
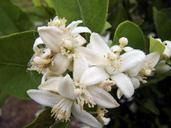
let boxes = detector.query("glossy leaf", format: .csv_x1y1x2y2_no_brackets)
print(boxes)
153,7,171,40
0,0,32,36
45,0,109,33
0,31,41,99
113,21,146,50
149,37,165,54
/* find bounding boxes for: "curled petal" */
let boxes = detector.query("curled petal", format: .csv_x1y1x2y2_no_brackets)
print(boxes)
80,67,109,86
66,20,82,30
88,86,119,108
72,103,102,128
38,26,63,52
33,37,44,52
72,27,91,34
27,89,62,107
111,73,134,98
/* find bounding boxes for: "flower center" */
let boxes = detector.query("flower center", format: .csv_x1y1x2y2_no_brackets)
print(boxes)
105,53,122,74
60,46,75,59
51,99,72,121
28,48,52,73
74,82,95,109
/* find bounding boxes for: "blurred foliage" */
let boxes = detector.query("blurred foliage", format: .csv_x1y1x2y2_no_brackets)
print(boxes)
0,31,41,99
0,0,170,127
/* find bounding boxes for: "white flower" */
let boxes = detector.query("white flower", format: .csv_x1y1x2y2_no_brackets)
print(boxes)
73,55,119,109
78,33,146,98
127,52,160,89
156,60,171,73
27,75,102,128
163,40,171,58
155,38,171,58
36,16,91,75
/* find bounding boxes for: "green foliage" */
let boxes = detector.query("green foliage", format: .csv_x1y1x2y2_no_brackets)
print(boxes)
45,0,109,33
25,108,69,128
153,7,171,40
109,2,128,31
113,21,146,51
0,31,41,99
0,0,32,36
149,37,165,54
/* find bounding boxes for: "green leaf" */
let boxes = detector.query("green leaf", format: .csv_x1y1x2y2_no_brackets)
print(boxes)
113,21,146,51
0,31,41,99
102,21,112,34
110,3,128,30
25,108,69,128
153,7,171,40
45,0,109,33
149,37,165,54
32,0,42,7
0,0,33,36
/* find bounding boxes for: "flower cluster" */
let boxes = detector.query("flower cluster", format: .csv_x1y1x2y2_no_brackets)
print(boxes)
27,16,171,128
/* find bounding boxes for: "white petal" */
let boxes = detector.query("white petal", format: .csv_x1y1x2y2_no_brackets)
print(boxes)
40,75,75,100
66,20,82,30
27,89,62,107
88,86,119,108
33,37,44,52
117,89,123,99
38,26,63,52
49,53,70,75
123,46,134,52
127,62,144,77
72,103,102,128
156,61,171,73
78,47,105,66
80,67,109,86
163,41,171,57
111,73,134,98
73,35,86,46
90,33,110,54
110,45,121,52
102,32,110,43
131,77,140,89
120,50,145,72
145,52,160,68
72,27,91,34
73,55,88,82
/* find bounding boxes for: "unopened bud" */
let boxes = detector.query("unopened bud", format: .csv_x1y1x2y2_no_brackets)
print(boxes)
119,37,128,47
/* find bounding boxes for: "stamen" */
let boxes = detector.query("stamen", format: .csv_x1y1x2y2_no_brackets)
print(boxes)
74,82,96,109
51,99,72,121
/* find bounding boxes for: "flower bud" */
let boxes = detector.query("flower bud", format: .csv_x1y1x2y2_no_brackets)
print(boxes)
119,37,128,47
